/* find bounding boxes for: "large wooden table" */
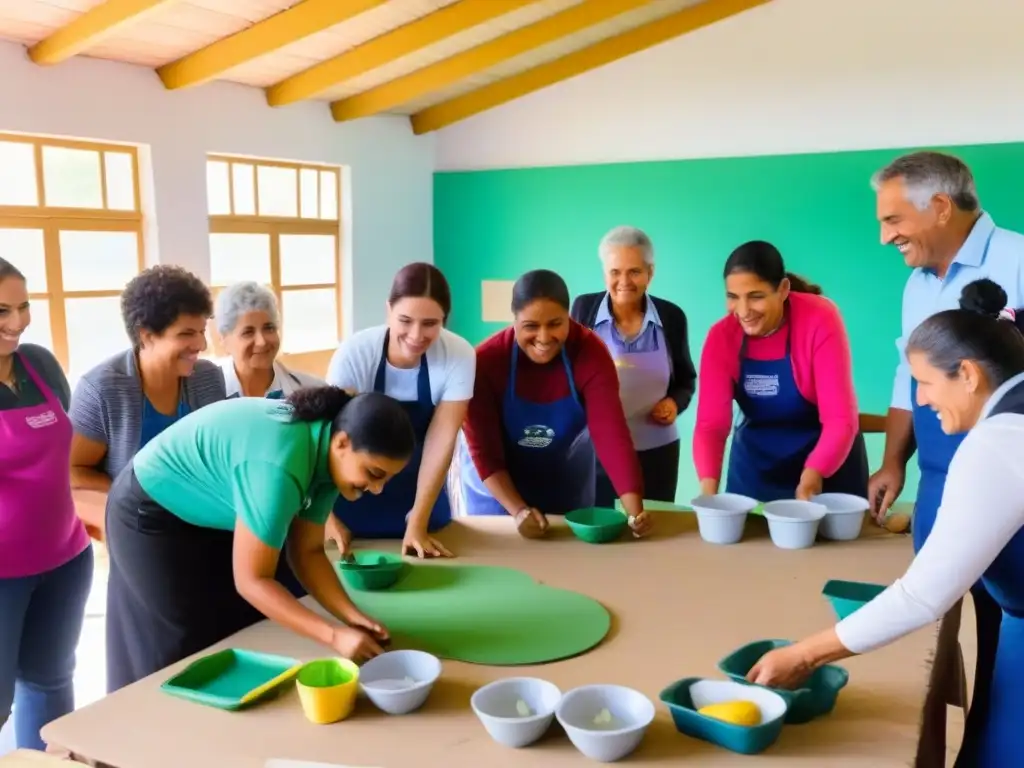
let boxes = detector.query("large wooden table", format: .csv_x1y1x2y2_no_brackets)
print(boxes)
43,510,937,767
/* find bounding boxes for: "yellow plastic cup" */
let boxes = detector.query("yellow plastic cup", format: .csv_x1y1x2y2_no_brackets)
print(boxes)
296,658,360,724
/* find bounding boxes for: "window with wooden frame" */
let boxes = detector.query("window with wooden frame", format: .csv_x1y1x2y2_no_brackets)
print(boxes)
0,133,144,387
205,155,342,373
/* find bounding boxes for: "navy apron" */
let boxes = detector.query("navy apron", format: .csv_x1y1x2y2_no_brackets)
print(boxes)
725,321,868,501
459,343,595,515
331,331,451,538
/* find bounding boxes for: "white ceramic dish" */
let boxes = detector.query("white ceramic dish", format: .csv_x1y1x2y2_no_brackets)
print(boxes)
761,500,827,549
470,677,562,748
690,494,759,545
358,650,441,715
556,684,655,762
812,493,869,541
687,679,789,725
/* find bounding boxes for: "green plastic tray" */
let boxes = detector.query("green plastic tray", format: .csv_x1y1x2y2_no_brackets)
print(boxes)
565,507,628,543
161,648,302,710
822,579,886,620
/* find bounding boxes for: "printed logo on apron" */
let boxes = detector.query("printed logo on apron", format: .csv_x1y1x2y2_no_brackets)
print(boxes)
25,410,58,429
743,374,780,398
518,424,555,448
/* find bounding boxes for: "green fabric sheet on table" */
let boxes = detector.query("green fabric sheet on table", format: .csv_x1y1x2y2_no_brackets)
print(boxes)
341,555,611,666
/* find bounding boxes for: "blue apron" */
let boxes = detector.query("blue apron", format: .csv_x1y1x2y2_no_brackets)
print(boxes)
331,331,451,538
459,343,595,516
725,322,868,501
139,396,189,449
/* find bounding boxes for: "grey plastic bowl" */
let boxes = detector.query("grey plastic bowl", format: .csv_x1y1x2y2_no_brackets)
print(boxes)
358,649,441,715
556,684,655,762
690,493,759,545
812,493,869,541
471,677,562,748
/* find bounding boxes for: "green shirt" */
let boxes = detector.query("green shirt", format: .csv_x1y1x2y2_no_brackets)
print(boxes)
133,398,338,549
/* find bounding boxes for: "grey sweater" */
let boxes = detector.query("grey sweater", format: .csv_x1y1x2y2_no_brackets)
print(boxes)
68,349,226,481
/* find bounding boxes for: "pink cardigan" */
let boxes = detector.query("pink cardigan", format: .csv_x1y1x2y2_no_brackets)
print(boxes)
693,292,860,481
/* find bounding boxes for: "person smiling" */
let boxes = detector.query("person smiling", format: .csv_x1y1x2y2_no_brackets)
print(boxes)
458,269,651,538
694,241,867,502
326,263,475,558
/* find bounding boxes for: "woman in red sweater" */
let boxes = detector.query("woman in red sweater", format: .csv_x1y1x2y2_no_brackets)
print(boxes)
458,270,652,539
693,241,868,502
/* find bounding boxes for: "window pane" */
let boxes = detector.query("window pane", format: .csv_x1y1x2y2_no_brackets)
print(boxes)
104,152,135,211
18,298,53,352
0,141,38,206
281,288,337,353
0,228,47,291
208,233,271,287
299,168,318,219
319,170,338,220
279,234,336,286
257,165,297,217
206,160,230,215
42,146,103,209
232,163,256,216
59,230,139,292
66,296,127,385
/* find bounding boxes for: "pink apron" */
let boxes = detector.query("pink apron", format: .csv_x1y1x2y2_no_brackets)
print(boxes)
0,354,88,579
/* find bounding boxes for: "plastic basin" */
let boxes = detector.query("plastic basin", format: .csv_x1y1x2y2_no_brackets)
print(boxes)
812,493,869,541
556,684,655,762
336,550,405,591
296,658,360,724
358,649,441,715
659,677,789,755
762,500,826,549
471,677,562,748
565,507,629,544
690,493,759,545
717,639,849,724
822,579,887,620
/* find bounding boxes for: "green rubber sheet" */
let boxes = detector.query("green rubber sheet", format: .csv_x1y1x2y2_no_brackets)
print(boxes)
344,556,611,666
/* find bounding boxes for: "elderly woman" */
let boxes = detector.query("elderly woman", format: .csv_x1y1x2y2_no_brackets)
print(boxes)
215,281,323,399
69,265,225,540
571,226,696,505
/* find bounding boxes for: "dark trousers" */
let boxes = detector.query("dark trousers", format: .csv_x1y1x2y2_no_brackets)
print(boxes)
954,582,1003,766
594,439,681,507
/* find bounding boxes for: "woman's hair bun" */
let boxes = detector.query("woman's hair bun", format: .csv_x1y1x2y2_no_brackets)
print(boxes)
959,278,1008,320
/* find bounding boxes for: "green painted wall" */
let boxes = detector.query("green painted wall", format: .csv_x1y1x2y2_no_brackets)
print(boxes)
434,141,1024,504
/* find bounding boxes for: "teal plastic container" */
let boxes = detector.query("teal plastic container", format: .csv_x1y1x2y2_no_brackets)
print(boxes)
822,579,886,620
336,550,406,591
160,648,302,710
717,639,849,724
659,677,789,755
565,507,628,543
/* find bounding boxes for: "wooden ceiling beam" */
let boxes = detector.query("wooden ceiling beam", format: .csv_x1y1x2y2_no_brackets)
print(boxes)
28,0,173,65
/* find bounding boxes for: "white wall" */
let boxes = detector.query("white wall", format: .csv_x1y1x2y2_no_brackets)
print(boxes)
435,0,1024,170
0,40,436,333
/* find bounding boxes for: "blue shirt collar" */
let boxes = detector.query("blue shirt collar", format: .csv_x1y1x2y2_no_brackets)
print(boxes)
594,292,662,329
941,211,996,272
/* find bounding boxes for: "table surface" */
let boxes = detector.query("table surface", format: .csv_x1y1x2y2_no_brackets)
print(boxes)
43,507,934,768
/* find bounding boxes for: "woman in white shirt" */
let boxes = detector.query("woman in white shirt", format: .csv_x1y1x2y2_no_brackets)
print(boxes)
747,279,1024,768
326,263,475,559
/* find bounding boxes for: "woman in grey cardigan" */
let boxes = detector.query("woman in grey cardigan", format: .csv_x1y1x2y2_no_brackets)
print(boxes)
68,265,225,540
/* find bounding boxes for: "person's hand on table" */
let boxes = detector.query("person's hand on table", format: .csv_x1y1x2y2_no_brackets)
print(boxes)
746,643,814,690
324,515,352,557
515,507,549,539
650,397,678,425
868,462,905,525
627,510,653,538
402,523,453,559
330,625,385,662
795,468,823,501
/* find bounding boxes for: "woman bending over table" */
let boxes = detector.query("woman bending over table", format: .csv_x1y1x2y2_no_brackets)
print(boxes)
104,388,414,692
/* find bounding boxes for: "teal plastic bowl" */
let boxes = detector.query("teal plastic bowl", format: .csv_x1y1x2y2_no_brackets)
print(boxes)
659,677,789,755
336,550,405,591
717,639,849,724
564,507,628,544
822,579,886,620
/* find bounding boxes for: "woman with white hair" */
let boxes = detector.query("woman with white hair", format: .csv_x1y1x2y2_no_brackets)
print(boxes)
215,281,324,400
571,226,696,505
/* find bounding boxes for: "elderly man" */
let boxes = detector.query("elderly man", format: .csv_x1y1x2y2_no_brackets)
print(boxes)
868,150,1024,761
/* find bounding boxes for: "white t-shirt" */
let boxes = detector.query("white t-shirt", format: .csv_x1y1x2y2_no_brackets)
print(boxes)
218,357,324,398
326,324,476,405
836,371,1024,654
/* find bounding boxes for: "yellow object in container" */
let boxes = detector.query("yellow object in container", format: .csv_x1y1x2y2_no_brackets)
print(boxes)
296,658,360,724
697,700,762,726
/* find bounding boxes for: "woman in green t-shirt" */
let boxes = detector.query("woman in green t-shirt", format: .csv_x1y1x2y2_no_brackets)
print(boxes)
103,385,416,693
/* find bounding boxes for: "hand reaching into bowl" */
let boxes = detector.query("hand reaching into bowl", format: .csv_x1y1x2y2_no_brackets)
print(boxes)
746,644,813,690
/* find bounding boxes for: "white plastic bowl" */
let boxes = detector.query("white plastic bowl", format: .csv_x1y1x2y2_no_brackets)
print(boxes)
687,679,789,725
556,684,655,762
812,493,869,541
690,494,758,545
358,649,441,715
470,677,562,748
762,500,827,550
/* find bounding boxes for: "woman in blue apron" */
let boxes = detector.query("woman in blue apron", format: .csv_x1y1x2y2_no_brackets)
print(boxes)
326,263,476,558
68,265,225,541
458,269,652,538
745,278,1024,768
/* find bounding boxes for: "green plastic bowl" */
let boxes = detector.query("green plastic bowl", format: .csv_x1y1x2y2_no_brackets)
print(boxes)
336,550,405,591
717,639,849,724
822,579,886,620
564,507,628,544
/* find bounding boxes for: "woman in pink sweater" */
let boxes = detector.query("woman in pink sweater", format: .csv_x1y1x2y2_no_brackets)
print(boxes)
694,241,867,502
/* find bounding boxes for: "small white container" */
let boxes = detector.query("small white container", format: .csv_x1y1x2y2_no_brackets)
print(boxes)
812,493,869,541
687,679,789,724
762,500,827,550
556,684,655,762
358,649,441,715
470,677,562,748
690,494,758,545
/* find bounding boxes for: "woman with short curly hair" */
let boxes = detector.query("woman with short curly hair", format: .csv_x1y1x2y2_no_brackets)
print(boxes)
68,265,226,540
